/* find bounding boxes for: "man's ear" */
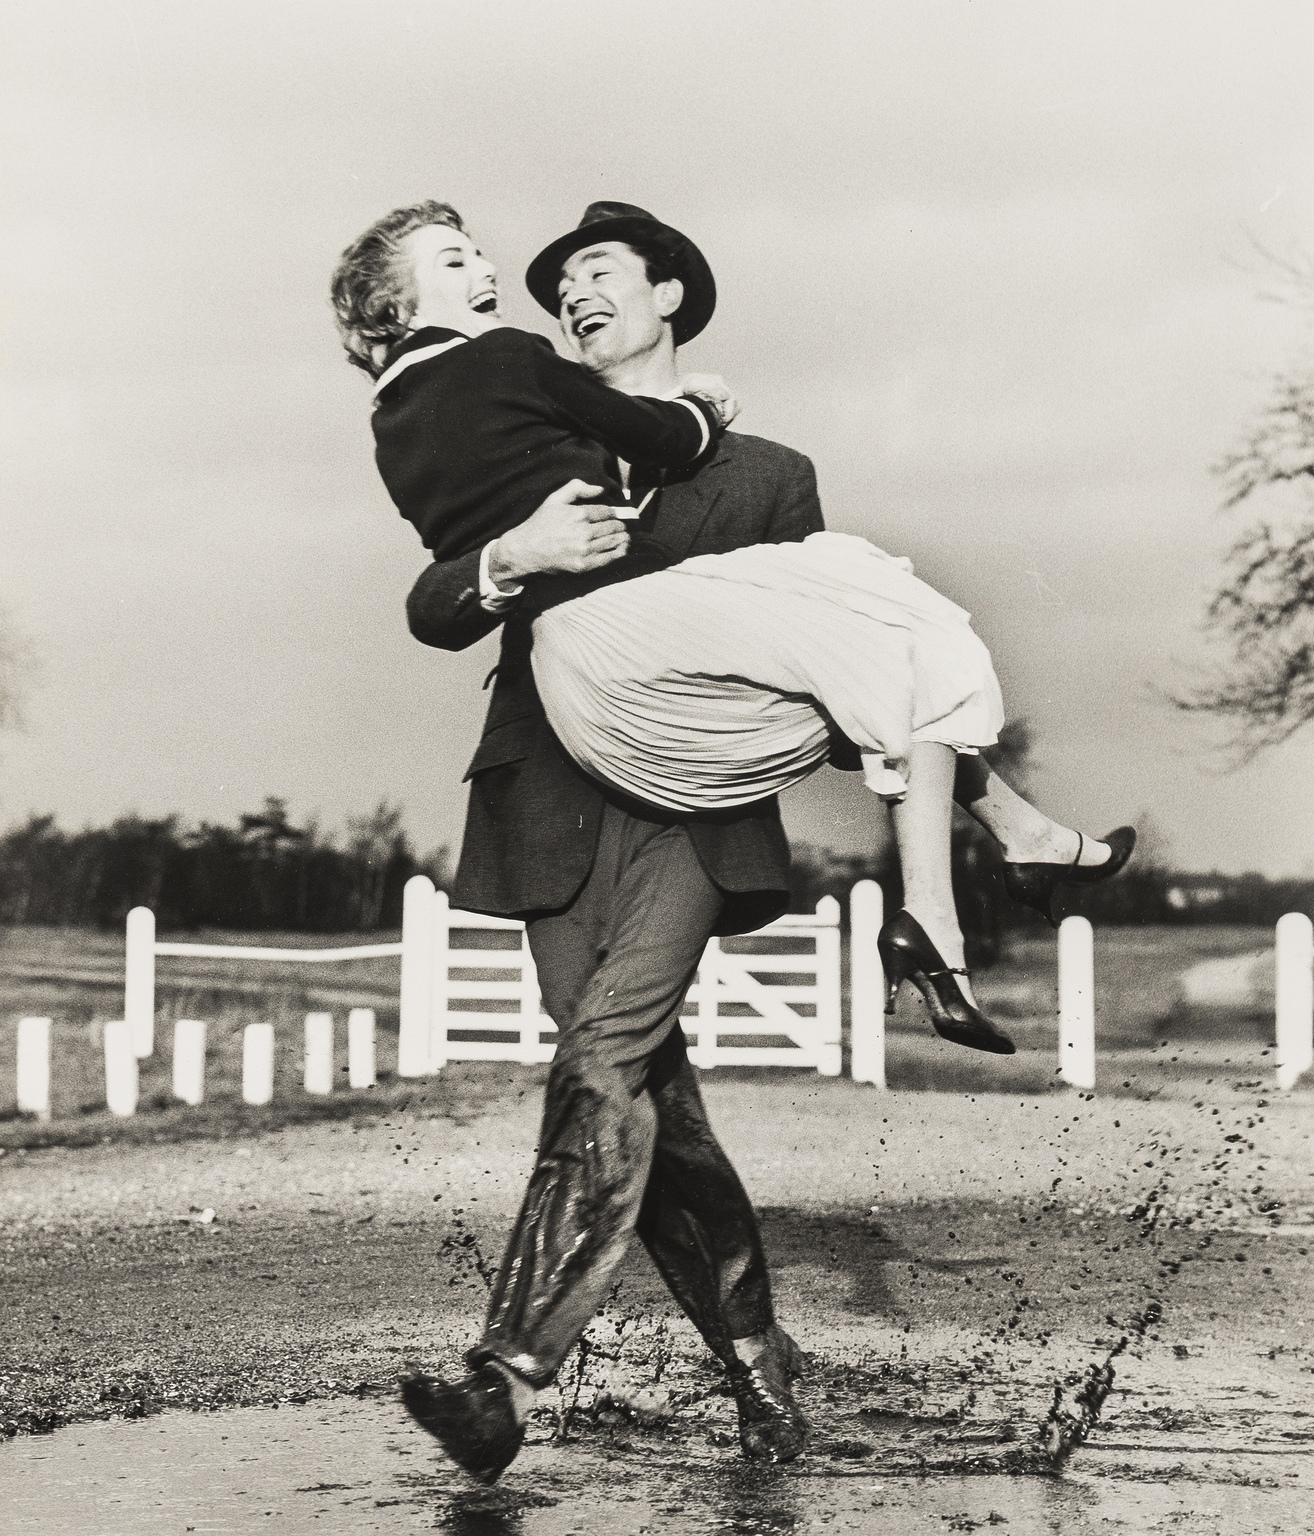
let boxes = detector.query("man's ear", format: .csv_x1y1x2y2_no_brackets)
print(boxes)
653,278,684,321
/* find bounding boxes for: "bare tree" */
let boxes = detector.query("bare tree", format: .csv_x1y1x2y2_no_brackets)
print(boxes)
1175,243,1314,754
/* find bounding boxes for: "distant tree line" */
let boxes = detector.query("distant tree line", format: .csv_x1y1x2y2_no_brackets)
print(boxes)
5,775,1307,945
0,798,446,932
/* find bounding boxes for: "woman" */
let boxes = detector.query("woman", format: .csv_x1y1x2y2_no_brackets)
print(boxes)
332,201,1134,1055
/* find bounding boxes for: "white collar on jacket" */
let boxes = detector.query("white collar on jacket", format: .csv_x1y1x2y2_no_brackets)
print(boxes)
372,334,469,401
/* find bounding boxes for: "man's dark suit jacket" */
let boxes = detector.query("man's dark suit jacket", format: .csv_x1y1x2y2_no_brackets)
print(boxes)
406,430,828,936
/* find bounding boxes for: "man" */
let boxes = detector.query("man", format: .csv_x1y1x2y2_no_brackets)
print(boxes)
401,203,819,1482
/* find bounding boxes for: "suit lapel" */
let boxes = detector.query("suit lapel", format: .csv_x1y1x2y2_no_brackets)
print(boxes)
651,445,732,559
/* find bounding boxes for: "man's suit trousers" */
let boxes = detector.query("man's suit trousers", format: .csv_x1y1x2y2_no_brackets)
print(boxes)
469,799,777,1387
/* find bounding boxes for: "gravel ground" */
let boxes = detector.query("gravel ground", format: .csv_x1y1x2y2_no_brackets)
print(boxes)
2,1070,1312,1531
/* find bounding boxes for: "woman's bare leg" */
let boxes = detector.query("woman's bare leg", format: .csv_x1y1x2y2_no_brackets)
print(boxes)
952,756,1111,868
890,741,980,1005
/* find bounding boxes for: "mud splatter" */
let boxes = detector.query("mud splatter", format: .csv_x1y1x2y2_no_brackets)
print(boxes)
1038,1299,1162,1466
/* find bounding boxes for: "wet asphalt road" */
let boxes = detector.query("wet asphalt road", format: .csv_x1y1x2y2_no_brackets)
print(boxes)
3,1078,1312,1532
9,1390,1314,1536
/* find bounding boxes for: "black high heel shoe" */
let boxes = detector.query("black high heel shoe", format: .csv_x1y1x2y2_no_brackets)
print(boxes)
877,910,1016,1056
1002,827,1137,929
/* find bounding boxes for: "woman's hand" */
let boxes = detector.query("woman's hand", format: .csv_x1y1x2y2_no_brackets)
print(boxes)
678,372,740,428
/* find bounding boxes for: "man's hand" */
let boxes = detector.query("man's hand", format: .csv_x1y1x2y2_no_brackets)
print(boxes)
487,479,631,585
678,372,740,428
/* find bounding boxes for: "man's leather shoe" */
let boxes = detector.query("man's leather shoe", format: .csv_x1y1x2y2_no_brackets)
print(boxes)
728,1351,807,1462
399,1363,525,1484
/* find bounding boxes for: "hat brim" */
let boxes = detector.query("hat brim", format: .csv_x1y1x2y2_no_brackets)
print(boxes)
525,215,715,346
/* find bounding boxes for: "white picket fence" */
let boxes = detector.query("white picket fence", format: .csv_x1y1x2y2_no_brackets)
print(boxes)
10,886,1314,1119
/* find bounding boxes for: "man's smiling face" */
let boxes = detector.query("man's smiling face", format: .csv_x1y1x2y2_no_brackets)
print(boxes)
558,241,683,374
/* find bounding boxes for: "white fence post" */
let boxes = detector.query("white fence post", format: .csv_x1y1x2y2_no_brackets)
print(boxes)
1057,916,1096,1091
815,896,842,1075
243,1023,275,1106
518,932,542,1065
1275,911,1314,1092
172,1019,207,1106
304,1012,334,1096
429,889,451,1073
398,875,435,1077
125,906,156,1059
696,941,719,1069
849,881,886,1087
16,1017,52,1121
103,1020,138,1117
348,1008,376,1089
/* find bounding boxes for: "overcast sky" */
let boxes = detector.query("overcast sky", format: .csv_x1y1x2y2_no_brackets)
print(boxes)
4,1,1314,874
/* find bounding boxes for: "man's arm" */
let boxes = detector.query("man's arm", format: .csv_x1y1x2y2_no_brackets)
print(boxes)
407,478,632,650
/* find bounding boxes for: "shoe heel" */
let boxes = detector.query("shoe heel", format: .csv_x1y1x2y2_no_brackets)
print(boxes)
878,940,907,1016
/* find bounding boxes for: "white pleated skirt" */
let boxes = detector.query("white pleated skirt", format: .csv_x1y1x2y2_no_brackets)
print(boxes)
531,531,1005,813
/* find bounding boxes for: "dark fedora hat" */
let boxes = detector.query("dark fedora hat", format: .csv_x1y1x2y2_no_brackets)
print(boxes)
525,201,716,345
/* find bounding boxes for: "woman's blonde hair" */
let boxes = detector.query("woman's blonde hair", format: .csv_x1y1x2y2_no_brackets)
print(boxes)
331,200,466,378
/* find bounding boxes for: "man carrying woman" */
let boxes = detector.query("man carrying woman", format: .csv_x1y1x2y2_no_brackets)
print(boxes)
331,200,1134,1483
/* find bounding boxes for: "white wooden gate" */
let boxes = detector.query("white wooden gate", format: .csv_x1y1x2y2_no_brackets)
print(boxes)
685,902,840,1074
420,883,841,1076
119,878,843,1081
430,905,550,1068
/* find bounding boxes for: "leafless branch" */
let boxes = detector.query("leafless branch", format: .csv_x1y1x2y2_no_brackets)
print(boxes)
1173,515,1314,752
1179,240,1314,753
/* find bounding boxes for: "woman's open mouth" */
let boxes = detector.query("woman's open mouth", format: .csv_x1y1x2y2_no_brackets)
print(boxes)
470,290,499,315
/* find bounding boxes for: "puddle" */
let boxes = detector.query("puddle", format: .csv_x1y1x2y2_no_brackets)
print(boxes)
4,1396,1312,1536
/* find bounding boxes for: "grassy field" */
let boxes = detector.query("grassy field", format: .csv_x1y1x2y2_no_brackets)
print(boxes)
0,921,1287,1141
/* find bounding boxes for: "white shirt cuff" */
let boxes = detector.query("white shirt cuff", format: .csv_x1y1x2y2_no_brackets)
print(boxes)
479,541,524,611
676,396,712,458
